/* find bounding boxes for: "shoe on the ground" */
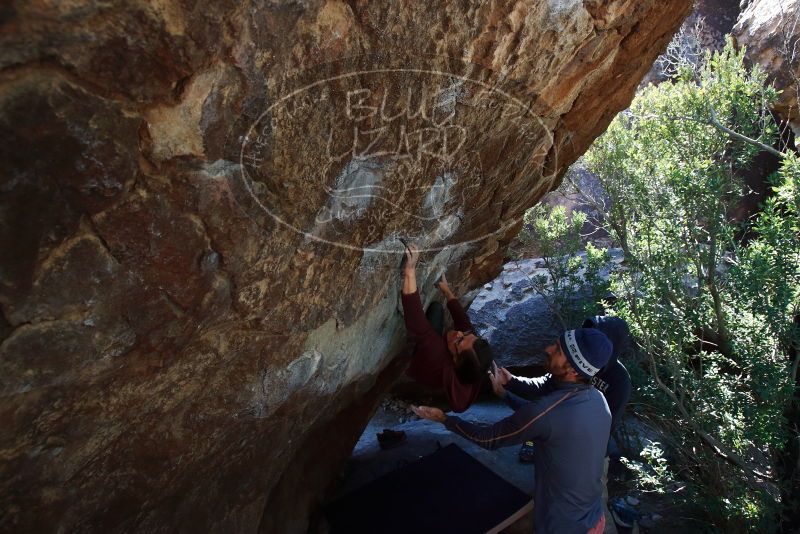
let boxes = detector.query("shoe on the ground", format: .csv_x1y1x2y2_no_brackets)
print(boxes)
519,440,535,463
377,429,407,450
609,497,639,529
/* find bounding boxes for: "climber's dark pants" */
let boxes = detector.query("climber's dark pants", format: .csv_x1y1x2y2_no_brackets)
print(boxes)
425,301,444,337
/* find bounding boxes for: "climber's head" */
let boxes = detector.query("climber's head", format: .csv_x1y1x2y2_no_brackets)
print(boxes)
447,330,494,384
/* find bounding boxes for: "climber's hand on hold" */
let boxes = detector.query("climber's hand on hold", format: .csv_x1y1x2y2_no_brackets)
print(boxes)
402,242,420,295
403,243,420,273
411,405,446,423
435,273,455,300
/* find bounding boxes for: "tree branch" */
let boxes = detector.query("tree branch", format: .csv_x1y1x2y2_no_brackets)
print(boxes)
647,350,776,488
627,300,777,490
708,108,784,158
636,110,785,158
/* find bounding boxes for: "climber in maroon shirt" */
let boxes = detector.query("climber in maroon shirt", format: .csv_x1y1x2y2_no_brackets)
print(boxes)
400,242,494,412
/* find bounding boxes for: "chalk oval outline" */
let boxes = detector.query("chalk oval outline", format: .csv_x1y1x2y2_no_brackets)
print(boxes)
239,66,557,254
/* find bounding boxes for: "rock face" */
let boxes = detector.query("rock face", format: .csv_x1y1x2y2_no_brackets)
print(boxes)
468,250,623,369
640,0,743,86
470,266,562,369
734,0,800,138
0,1,691,532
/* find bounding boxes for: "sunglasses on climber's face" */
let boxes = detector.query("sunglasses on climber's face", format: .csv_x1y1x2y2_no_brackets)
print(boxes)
454,331,478,362
455,330,474,346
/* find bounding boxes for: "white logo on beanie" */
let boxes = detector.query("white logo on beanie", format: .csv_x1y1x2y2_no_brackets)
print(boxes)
564,329,600,376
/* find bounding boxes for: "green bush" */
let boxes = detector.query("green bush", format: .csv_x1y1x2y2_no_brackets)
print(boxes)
517,204,611,329
579,42,798,531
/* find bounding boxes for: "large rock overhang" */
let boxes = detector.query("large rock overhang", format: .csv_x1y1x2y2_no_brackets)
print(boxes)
0,1,692,532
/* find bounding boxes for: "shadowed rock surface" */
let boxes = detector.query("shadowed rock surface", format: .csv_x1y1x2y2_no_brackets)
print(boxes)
468,250,624,369
0,1,691,532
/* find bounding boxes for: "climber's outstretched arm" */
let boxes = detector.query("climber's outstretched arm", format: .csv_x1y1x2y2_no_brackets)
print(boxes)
402,242,419,295
437,274,474,332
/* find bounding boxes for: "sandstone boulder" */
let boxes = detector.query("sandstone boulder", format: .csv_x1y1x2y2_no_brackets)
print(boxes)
468,250,624,369
734,0,800,139
0,1,691,532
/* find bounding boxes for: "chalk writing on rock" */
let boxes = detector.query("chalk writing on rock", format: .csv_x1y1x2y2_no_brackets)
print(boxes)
239,60,554,253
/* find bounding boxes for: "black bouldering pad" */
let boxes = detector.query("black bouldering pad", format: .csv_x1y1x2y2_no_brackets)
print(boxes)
325,443,532,534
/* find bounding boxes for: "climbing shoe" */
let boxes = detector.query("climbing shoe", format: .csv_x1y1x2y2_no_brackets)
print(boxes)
518,440,535,463
377,429,407,450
